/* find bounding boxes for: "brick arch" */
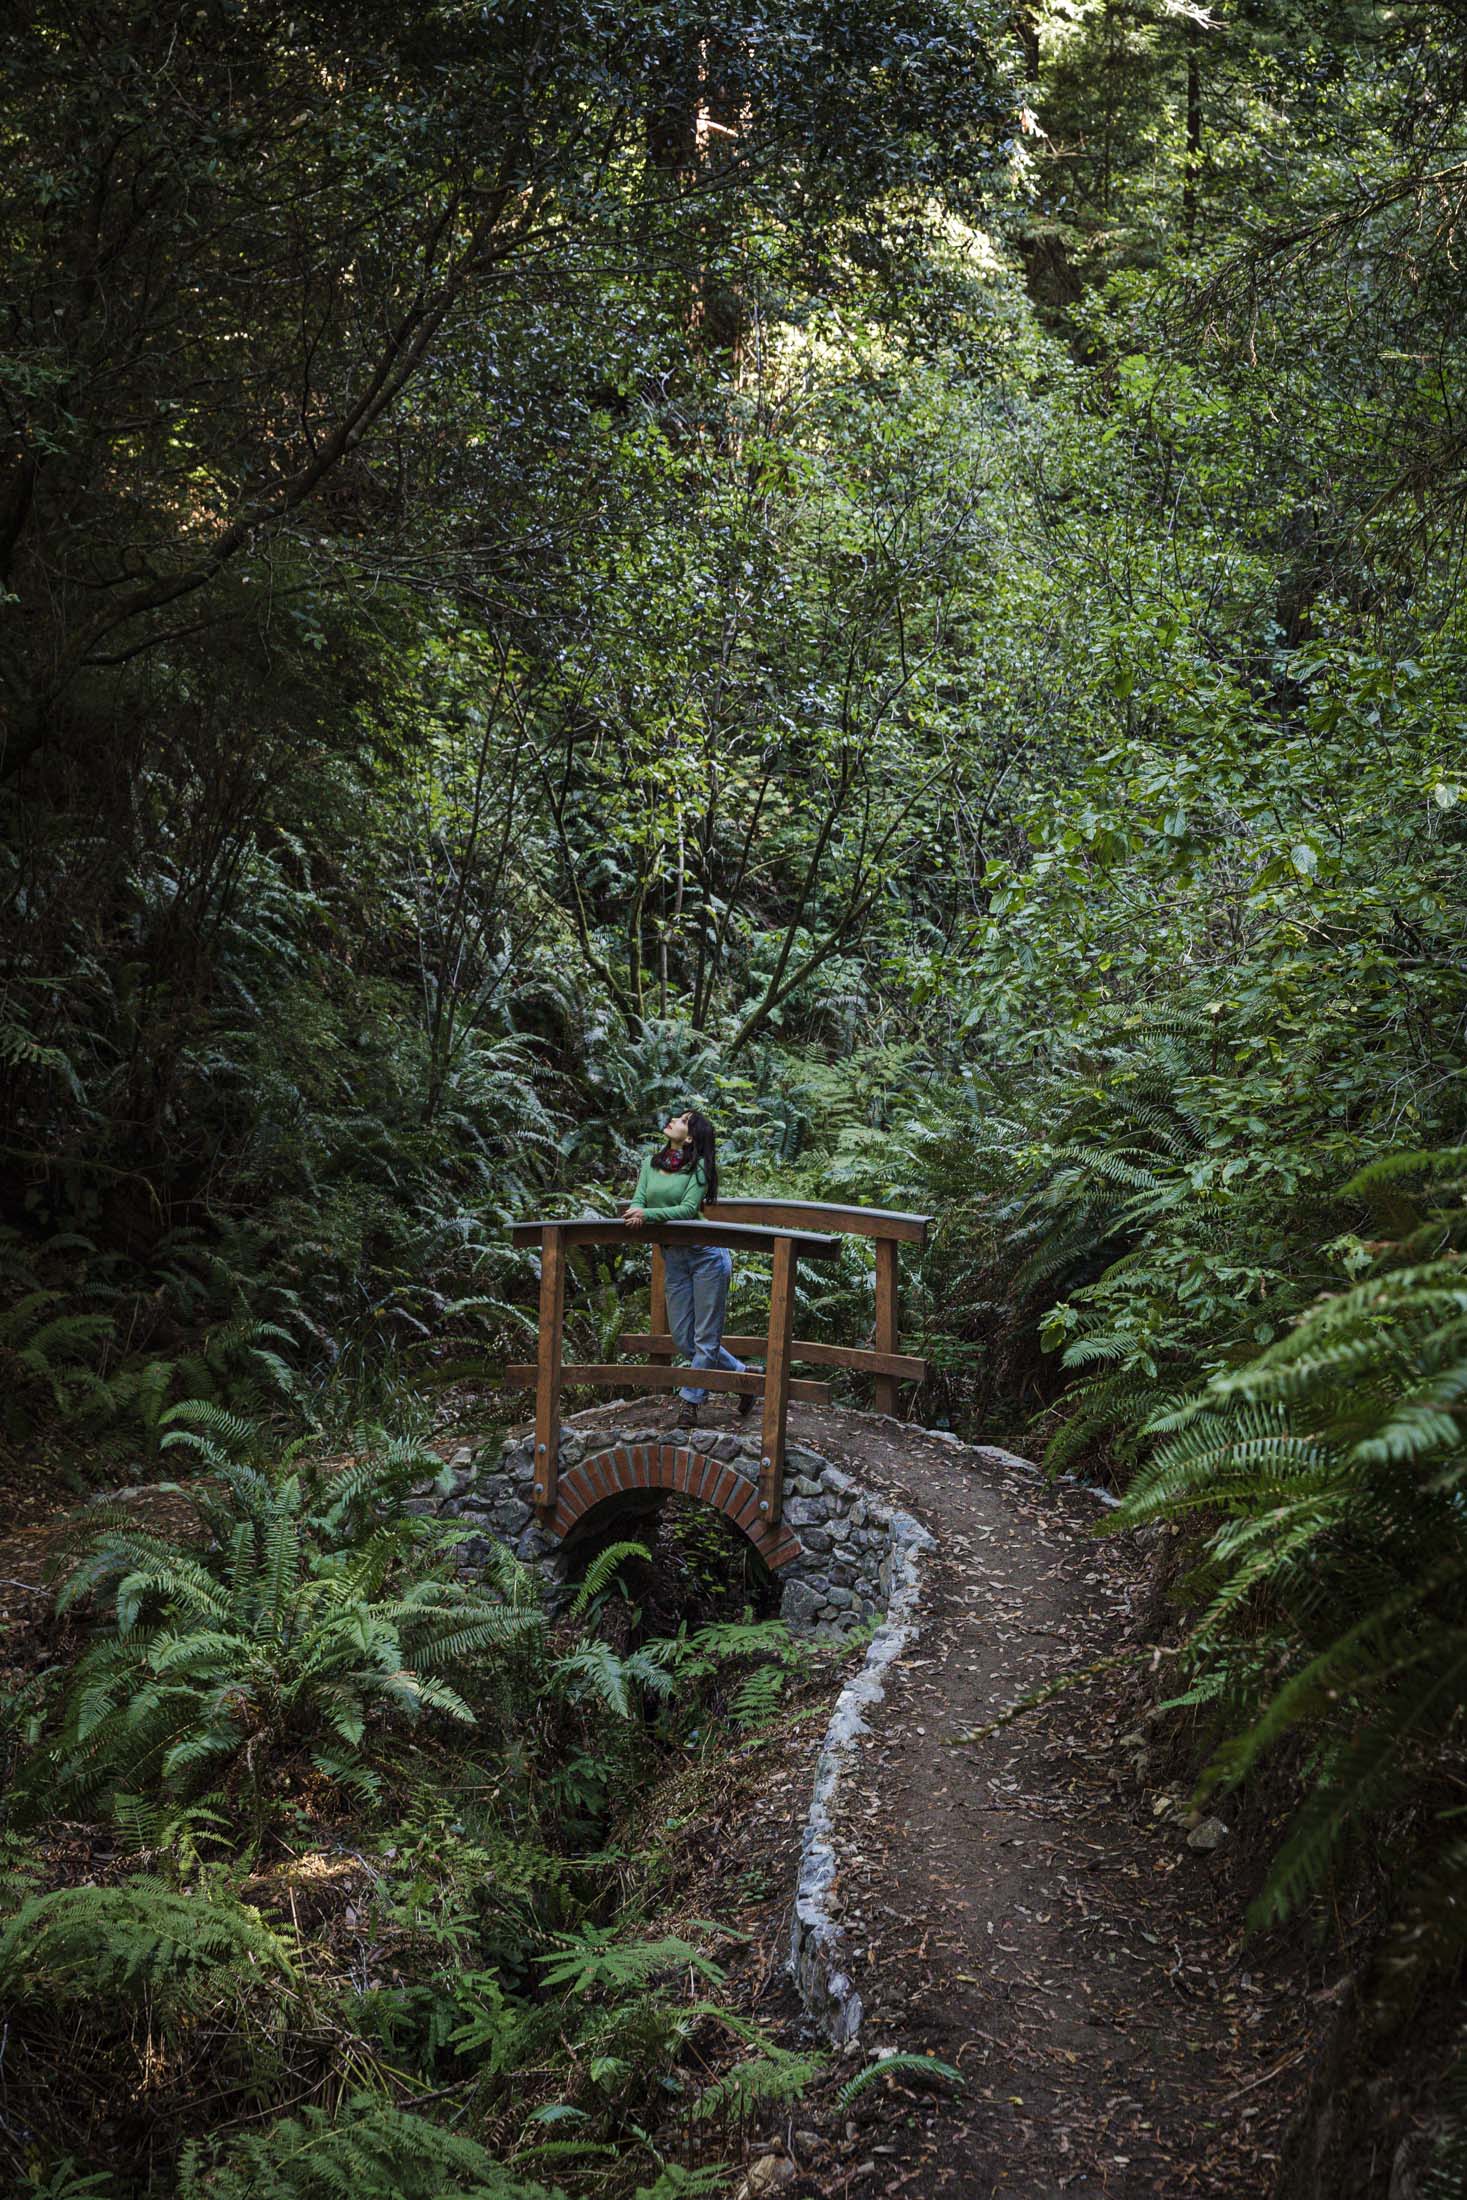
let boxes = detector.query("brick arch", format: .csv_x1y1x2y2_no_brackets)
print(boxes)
548,1441,802,1571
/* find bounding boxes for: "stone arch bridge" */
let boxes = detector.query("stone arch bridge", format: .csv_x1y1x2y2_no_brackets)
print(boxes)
431,1201,934,1628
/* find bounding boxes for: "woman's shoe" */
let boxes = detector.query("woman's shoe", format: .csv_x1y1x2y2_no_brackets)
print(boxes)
737,1367,762,1418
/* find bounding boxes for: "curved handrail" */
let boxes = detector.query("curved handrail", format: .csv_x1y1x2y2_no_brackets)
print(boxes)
705,1197,929,1245
507,1215,841,1260
506,1203,926,1530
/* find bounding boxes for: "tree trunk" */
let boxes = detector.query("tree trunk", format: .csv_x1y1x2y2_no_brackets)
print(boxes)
1184,18,1202,240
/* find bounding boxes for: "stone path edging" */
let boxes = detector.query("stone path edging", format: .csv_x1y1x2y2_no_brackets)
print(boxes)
788,1503,934,2046
895,1422,1124,1508
783,1419,1115,2047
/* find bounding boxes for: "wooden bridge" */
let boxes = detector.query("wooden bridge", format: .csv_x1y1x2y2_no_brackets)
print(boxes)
504,1200,930,1559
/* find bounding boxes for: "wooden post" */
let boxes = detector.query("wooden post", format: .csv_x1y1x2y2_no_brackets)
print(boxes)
648,1245,672,1364
874,1237,899,1419
758,1234,797,1525
533,1224,565,1517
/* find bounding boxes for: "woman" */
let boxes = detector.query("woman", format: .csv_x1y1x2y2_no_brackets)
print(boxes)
622,1108,752,1427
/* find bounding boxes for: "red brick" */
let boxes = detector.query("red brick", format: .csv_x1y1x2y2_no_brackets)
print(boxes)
729,1488,762,1533
710,1464,738,1512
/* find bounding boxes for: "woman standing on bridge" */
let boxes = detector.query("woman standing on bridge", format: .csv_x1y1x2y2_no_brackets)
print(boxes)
622,1109,753,1428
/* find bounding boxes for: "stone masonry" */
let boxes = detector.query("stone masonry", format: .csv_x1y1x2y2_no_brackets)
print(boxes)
422,1418,908,1634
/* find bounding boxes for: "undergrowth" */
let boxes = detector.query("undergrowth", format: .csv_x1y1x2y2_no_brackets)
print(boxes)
0,1407,853,2198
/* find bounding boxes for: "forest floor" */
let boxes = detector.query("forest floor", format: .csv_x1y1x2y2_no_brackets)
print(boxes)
609,1400,1338,2200
0,1405,1343,2200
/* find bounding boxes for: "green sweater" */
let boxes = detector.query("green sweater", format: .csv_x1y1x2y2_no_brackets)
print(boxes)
630,1150,708,1222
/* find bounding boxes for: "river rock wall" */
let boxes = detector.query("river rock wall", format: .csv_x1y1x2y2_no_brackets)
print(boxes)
421,1420,905,1635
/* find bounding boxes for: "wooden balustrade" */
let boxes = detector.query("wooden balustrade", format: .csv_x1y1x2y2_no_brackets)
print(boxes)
503,1202,930,1531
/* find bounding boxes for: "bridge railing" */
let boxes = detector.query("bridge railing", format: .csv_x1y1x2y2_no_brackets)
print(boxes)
504,1202,929,1531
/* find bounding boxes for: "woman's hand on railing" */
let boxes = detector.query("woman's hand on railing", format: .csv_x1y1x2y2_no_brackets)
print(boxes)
622,1206,646,1229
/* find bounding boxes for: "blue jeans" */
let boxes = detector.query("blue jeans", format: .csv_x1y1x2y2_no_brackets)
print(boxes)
662,1244,745,1404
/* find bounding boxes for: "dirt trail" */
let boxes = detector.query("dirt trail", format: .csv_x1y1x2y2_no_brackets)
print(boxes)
750,1404,1319,2200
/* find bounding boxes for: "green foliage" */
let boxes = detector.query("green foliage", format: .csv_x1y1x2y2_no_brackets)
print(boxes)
566,1540,657,1624
0,1879,293,2016
2,0,1466,2173
24,1435,542,1827
838,2051,965,2105
1112,1151,1467,1955
175,2098,563,2200
14,2163,117,2200
672,1618,820,1732
535,1927,725,1998
680,2007,825,2125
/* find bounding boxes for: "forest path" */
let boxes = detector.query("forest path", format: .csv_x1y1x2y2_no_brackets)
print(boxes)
747,1403,1316,2199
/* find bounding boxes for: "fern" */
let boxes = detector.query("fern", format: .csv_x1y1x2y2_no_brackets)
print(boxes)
0,1018,84,1098
0,1879,293,2014
535,1927,726,1996
553,1637,680,1720
632,2169,734,2200
567,1538,654,1621
24,1438,554,1829
12,2159,117,2199
838,2051,965,2105
1108,1147,1467,1962
684,2029,824,2122
176,2096,564,2200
